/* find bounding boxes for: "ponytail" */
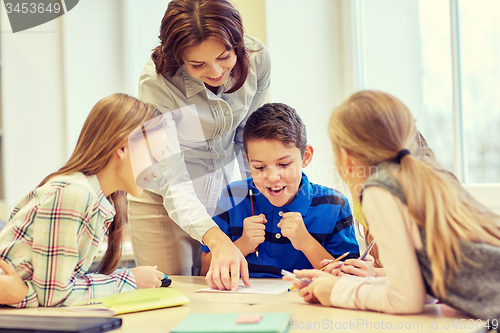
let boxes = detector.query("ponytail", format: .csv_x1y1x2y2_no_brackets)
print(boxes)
397,153,500,297
329,90,500,299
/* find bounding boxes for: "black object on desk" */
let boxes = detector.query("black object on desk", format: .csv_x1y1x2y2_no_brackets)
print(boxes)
161,278,172,288
0,314,122,332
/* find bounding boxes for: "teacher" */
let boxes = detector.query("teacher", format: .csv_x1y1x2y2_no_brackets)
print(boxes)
128,0,271,291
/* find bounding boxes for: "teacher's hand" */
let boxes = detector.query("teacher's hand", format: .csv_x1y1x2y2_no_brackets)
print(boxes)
0,258,29,305
203,227,250,291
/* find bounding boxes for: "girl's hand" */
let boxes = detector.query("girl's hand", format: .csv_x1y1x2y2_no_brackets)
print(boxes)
293,269,339,306
130,265,165,289
282,270,319,303
306,274,339,306
318,259,343,276
283,269,339,306
340,255,375,277
0,258,29,304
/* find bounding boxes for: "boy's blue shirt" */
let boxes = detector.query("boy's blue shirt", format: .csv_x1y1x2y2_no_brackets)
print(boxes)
201,172,360,278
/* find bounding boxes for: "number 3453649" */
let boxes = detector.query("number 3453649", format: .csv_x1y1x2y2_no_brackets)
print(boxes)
444,319,498,330
5,2,61,14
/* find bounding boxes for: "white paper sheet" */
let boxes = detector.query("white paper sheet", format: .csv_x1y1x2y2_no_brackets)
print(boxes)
197,279,293,294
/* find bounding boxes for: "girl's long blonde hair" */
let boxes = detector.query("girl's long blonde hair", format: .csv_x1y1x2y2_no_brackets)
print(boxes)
40,93,161,275
329,90,500,297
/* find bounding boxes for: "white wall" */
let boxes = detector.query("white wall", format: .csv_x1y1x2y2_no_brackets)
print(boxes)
232,0,267,45
356,0,424,116
265,0,353,198
124,0,170,97
1,6,66,210
0,0,131,213
62,0,130,157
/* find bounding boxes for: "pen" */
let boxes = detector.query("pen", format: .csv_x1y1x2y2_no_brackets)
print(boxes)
283,270,311,291
360,240,376,260
319,251,350,271
282,269,311,291
249,189,258,257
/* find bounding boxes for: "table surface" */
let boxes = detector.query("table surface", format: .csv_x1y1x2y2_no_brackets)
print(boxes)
0,276,483,333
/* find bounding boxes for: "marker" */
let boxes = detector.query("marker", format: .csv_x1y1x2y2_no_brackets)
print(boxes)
160,274,172,288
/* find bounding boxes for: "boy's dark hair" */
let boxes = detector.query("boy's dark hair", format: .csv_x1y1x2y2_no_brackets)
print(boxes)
243,103,307,156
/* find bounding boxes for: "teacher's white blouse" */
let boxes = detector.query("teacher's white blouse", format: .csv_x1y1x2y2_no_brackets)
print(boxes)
138,35,271,243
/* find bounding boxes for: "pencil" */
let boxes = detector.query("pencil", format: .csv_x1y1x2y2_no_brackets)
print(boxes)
249,189,258,257
290,242,377,291
249,189,255,214
288,251,350,292
319,251,350,271
360,240,375,260
304,242,374,289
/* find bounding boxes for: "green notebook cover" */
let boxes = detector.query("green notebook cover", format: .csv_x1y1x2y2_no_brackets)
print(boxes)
171,312,292,333
70,288,190,315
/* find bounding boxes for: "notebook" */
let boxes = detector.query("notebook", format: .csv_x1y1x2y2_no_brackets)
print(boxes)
171,312,292,333
70,287,190,315
0,314,121,332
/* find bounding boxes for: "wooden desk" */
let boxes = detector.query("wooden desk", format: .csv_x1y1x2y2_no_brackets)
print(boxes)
0,276,482,332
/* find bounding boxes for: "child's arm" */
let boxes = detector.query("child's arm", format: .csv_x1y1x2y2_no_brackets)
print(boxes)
327,187,425,313
234,214,267,257
0,258,28,305
200,213,266,275
277,212,334,268
374,267,386,276
13,185,139,308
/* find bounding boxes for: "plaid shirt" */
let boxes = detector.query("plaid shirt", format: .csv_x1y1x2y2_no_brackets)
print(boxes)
0,173,136,307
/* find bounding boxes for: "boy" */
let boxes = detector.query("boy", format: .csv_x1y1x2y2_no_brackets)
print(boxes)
201,103,359,277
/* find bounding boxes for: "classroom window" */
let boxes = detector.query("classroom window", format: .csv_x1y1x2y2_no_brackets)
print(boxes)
456,0,500,183
354,0,500,184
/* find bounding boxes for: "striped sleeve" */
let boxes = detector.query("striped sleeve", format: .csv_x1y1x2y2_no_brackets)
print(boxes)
322,192,360,258
13,184,136,308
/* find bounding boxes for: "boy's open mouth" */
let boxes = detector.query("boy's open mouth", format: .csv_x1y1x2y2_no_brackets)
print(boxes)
267,185,286,196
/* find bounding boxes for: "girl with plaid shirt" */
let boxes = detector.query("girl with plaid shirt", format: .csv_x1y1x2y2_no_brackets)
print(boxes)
0,94,166,307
